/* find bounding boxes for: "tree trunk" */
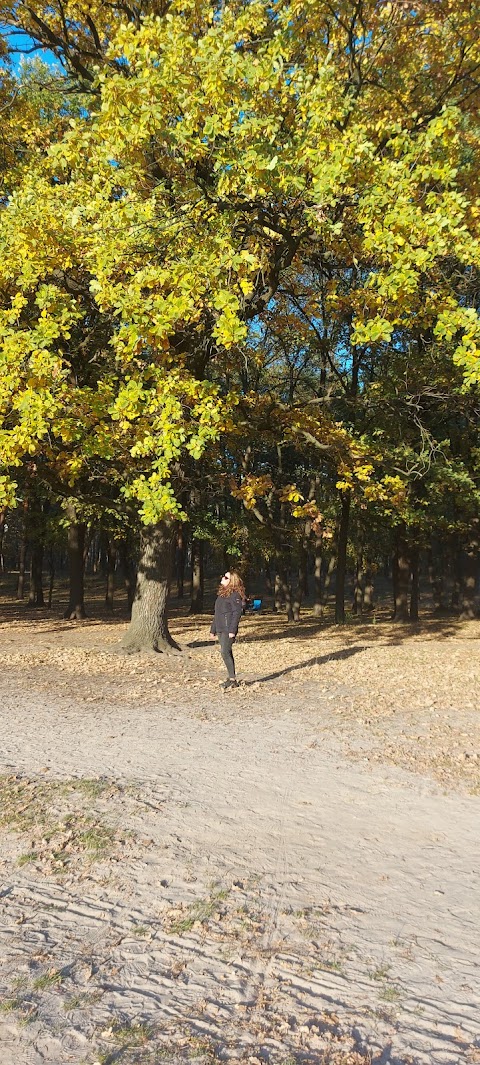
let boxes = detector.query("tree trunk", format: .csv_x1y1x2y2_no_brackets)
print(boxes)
189,538,204,614
48,548,55,609
313,537,323,617
175,526,187,599
274,569,282,613
352,551,364,615
121,521,180,652
322,554,336,615
293,540,309,622
28,542,45,607
298,539,309,600
119,537,136,614
264,561,273,595
26,497,46,607
410,546,419,621
0,508,6,573
282,570,294,622
105,539,116,611
459,524,479,620
335,492,350,624
275,557,293,621
292,584,302,622
393,532,411,623
17,502,28,600
363,564,374,612
429,538,449,614
63,510,87,619
451,537,463,613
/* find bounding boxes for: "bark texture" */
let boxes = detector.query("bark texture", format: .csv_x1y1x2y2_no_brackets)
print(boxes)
175,527,187,599
393,532,411,622
121,521,179,652
28,543,45,607
313,538,323,617
189,538,204,614
105,539,116,611
459,523,479,620
64,511,87,620
335,492,350,624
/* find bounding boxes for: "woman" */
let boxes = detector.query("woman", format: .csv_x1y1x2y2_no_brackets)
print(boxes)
209,571,245,689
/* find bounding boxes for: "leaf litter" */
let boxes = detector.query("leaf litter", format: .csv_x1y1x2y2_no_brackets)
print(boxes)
0,604,479,1064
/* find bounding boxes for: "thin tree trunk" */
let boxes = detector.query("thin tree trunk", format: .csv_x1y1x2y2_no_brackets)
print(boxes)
394,532,411,623
313,537,323,617
189,538,204,614
119,537,136,614
322,554,336,613
292,581,302,622
275,556,293,621
335,492,350,624
459,523,479,620
63,508,87,619
26,497,46,607
176,527,187,599
352,551,364,615
16,500,27,596
0,508,6,573
121,521,179,652
410,546,419,621
48,548,55,609
29,542,45,607
429,538,449,614
274,569,283,613
281,568,294,622
293,539,309,622
105,539,116,611
451,537,463,613
298,539,309,600
264,561,273,595
392,546,399,619
363,564,374,612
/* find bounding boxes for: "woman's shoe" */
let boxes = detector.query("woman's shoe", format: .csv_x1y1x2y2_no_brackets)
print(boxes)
222,678,239,690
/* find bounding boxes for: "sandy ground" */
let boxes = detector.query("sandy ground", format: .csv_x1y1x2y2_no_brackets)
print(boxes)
0,602,479,1065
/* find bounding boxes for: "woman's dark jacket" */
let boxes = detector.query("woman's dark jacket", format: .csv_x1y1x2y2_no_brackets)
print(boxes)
211,592,244,636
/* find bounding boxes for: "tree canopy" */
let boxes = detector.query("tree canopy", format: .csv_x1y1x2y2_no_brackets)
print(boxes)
1,0,479,635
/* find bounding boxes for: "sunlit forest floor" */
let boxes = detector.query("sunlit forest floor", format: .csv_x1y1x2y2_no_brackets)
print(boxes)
0,576,479,1065
1,573,479,791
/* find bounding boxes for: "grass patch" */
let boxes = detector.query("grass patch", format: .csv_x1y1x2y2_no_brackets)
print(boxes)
368,964,391,982
379,983,402,1003
78,825,116,856
95,1021,156,1063
32,968,63,992
132,924,150,937
17,850,38,866
0,773,121,874
167,889,229,935
64,778,112,800
0,996,23,1013
63,990,102,1011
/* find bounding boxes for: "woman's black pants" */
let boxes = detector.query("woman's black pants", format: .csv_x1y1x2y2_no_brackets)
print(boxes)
219,632,236,679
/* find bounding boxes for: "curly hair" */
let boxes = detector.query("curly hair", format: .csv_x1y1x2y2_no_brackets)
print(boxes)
217,571,246,600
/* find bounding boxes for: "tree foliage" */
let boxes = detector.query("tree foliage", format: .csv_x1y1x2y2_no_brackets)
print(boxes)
1,0,479,624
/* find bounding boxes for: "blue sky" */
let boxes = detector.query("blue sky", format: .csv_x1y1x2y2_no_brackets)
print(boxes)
1,26,60,74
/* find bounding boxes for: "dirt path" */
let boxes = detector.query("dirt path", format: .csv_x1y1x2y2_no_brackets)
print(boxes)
0,612,479,1064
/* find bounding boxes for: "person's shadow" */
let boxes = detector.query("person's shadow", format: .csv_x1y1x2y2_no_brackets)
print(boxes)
243,644,365,685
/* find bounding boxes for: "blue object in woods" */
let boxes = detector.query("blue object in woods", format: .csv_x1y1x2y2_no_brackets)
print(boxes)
245,597,262,612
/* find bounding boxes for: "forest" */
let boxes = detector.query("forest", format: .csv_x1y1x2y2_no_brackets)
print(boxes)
1,0,479,644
